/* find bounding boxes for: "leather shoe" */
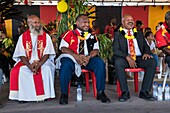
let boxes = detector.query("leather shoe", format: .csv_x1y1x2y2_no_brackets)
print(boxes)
119,91,130,102
139,91,156,101
59,94,68,105
97,91,110,103
0,103,3,108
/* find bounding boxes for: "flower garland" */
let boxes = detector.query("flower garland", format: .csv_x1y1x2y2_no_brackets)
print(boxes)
77,32,88,40
119,27,137,39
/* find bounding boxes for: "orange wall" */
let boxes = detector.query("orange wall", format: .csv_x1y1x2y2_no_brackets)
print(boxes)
149,6,170,34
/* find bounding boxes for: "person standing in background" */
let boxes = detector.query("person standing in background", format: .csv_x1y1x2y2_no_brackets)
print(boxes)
91,20,100,35
104,17,117,41
136,20,143,32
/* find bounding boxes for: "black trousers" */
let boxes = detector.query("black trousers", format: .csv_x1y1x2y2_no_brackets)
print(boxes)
114,56,156,92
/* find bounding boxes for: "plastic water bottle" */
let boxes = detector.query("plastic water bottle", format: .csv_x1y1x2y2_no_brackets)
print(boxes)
77,84,82,101
2,73,7,84
157,84,163,101
152,82,158,99
164,84,170,101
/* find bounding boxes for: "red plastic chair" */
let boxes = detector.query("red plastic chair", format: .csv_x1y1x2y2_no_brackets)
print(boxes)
68,69,97,98
117,68,145,97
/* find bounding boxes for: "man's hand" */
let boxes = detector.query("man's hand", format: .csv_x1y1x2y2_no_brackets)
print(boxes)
28,61,38,74
126,56,137,68
81,55,91,66
33,61,41,74
74,54,85,66
142,54,153,60
74,54,91,66
28,62,36,73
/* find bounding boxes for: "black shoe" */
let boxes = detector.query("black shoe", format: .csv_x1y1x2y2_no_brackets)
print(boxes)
139,91,156,101
119,91,130,102
18,101,27,104
0,103,3,108
59,94,68,105
97,91,110,103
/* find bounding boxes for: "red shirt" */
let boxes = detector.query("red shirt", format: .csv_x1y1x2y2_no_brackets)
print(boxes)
104,24,116,39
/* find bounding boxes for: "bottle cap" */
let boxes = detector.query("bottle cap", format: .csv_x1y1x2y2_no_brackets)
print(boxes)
78,84,81,88
158,84,162,86
166,84,169,87
153,82,157,84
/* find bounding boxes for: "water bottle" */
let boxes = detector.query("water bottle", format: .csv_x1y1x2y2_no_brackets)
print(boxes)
157,84,163,101
164,84,170,101
77,84,82,101
3,73,7,82
152,82,158,99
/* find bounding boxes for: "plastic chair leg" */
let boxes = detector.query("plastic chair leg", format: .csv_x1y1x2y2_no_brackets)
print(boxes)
85,72,90,92
68,81,71,96
134,72,138,92
117,80,122,97
91,72,97,97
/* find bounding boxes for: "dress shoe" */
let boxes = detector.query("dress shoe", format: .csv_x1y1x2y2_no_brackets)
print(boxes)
119,91,130,102
139,91,156,101
59,94,68,105
97,91,110,103
0,103,3,108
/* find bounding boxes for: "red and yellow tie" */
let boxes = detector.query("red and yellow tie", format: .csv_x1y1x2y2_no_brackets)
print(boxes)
128,30,136,61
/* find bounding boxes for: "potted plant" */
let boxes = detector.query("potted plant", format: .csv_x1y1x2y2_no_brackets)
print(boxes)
97,34,113,61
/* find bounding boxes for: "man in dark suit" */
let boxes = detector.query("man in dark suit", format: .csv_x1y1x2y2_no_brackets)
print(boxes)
113,14,156,102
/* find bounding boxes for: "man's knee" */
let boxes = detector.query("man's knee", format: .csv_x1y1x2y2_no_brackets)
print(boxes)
114,57,126,67
148,58,157,67
94,57,105,67
60,57,74,69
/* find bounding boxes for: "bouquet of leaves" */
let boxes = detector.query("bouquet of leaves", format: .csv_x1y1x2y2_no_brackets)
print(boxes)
0,37,14,57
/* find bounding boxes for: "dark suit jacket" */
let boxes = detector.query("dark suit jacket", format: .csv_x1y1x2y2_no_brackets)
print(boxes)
113,30,151,58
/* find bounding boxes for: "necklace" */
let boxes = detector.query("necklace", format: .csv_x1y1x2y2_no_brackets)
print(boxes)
77,32,88,40
119,27,137,39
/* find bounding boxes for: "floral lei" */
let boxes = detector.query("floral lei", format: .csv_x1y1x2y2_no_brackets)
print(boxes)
77,32,88,40
119,27,137,39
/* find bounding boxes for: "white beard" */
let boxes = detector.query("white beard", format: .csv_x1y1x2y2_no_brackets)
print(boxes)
29,25,43,35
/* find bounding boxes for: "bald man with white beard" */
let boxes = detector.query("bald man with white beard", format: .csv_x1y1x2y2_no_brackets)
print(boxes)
9,15,56,103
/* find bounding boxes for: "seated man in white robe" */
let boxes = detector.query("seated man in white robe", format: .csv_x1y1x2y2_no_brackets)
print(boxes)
9,15,56,103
